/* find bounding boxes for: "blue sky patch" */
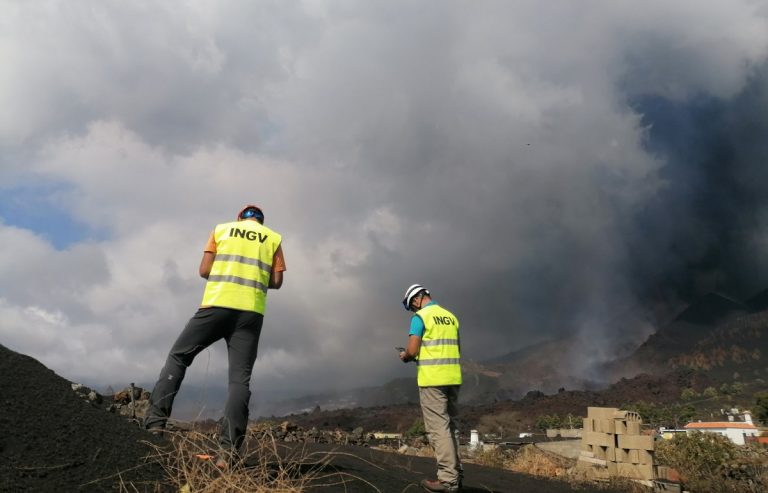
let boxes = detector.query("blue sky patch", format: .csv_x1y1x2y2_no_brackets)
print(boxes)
0,183,107,250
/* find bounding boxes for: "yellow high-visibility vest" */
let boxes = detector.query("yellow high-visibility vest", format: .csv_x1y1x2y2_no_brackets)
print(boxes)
415,304,462,387
200,220,281,314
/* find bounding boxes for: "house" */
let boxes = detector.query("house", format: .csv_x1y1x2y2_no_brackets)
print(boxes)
683,414,759,446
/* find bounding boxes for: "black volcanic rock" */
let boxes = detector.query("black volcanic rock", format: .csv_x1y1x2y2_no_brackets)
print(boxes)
0,343,167,492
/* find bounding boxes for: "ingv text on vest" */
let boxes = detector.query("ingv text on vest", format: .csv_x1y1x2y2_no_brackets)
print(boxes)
229,227,269,243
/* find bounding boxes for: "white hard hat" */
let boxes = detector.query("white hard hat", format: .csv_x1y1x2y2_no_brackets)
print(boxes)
402,284,429,310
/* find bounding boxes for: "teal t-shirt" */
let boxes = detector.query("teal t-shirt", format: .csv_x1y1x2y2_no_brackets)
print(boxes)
408,300,436,337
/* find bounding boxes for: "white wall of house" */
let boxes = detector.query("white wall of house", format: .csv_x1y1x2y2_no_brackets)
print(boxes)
685,427,758,445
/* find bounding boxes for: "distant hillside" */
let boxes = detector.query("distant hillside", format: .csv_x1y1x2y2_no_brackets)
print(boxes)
260,290,768,418
665,309,768,378
477,303,658,397
255,368,504,418
675,292,747,325
254,378,418,418
264,369,716,433
607,292,750,378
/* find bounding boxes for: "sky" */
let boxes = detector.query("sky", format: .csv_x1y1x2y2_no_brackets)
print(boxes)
2,1,768,407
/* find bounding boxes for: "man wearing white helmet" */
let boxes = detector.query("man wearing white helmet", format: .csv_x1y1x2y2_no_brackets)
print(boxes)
399,284,463,492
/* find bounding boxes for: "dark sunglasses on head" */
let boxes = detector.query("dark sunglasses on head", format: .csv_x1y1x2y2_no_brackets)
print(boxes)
241,208,263,220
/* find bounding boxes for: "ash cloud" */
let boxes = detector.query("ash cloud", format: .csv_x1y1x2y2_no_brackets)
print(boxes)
1,1,768,401
628,64,768,304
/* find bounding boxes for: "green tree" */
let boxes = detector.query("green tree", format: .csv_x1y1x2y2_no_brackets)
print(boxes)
656,431,736,491
564,413,582,429
624,401,663,427
623,402,696,428
671,405,696,428
702,386,718,398
534,414,562,431
755,391,768,425
680,388,698,400
730,382,745,395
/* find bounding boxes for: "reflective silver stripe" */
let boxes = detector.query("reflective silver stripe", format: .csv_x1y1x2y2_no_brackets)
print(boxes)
417,358,460,366
421,339,459,347
215,254,272,272
207,275,268,294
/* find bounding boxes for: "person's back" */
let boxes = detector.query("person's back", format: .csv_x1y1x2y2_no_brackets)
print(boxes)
201,218,282,312
413,302,461,388
145,205,285,464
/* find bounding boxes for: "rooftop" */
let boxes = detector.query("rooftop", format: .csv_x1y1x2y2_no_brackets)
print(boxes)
684,422,757,430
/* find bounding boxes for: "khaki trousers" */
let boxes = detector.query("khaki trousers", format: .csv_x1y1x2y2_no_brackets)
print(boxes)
419,385,462,485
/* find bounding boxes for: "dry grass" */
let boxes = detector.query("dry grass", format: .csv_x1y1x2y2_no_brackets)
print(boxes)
507,445,574,478
464,447,511,469
144,432,313,493
136,429,387,493
141,431,323,492
508,447,652,492
603,477,650,493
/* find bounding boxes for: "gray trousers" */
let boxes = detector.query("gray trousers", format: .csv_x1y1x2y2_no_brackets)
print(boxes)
145,307,263,451
419,385,462,486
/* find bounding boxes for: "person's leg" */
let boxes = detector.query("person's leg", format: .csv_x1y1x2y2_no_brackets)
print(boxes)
145,308,233,429
419,386,461,486
218,310,263,451
446,385,463,484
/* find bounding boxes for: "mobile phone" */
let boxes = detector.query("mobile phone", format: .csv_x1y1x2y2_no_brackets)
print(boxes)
396,347,405,352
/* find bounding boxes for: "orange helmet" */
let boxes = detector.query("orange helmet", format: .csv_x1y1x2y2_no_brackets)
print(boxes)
237,204,264,223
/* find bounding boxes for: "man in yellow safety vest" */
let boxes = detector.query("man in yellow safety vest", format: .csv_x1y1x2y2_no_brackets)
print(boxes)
399,284,463,492
145,205,285,464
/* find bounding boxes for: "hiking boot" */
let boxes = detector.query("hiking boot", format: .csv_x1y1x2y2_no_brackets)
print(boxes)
194,451,235,472
420,479,461,492
193,454,229,471
143,415,167,433
214,456,230,471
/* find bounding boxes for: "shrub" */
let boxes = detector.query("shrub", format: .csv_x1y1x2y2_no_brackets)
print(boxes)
404,418,426,438
702,386,718,398
656,431,768,492
622,401,695,429
755,391,768,425
469,447,509,468
680,388,698,400
534,414,562,431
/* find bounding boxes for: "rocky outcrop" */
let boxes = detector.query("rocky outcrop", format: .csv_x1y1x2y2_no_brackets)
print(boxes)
69,383,150,419
248,421,375,446
71,383,103,405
